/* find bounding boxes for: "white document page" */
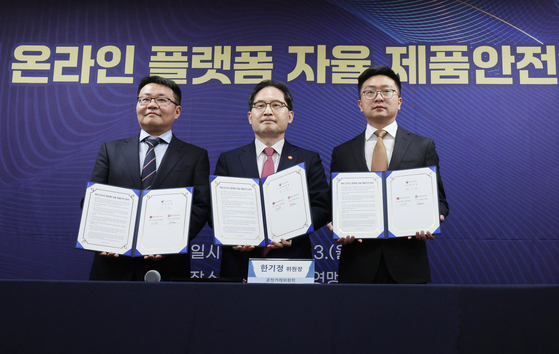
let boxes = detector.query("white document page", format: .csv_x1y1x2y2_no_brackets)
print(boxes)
387,167,440,237
262,164,312,243
77,183,139,254
332,172,384,239
211,176,266,246
135,187,192,255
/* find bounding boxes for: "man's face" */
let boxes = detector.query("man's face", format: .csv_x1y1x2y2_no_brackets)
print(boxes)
248,86,294,141
137,83,181,136
358,75,402,128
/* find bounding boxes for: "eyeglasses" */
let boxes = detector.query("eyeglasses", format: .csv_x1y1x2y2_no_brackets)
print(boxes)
252,100,288,112
361,89,398,100
137,97,178,107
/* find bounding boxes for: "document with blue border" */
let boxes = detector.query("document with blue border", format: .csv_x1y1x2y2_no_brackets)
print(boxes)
76,183,192,256
332,166,440,239
211,163,312,246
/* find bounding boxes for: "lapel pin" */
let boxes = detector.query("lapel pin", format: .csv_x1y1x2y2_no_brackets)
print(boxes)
288,156,293,160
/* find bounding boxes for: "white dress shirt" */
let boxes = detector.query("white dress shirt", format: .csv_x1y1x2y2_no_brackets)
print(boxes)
254,138,285,177
139,129,172,175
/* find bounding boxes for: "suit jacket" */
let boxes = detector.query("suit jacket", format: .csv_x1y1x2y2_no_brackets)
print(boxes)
88,134,210,281
214,140,331,279
331,126,449,284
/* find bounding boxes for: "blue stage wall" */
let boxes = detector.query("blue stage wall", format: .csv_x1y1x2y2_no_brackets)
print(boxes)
1,0,558,283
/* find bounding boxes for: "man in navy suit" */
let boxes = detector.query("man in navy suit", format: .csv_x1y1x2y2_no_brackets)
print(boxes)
331,66,449,284
215,80,331,280
87,76,210,281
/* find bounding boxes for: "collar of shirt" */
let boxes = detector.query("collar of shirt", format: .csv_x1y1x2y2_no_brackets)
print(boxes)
139,129,173,175
254,138,285,177
139,129,173,145
365,121,398,141
365,121,398,171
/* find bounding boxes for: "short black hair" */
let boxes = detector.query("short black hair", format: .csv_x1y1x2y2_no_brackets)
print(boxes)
248,80,294,111
357,66,402,99
137,75,182,105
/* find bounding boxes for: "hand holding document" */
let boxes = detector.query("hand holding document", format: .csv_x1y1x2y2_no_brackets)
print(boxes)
211,163,313,246
77,183,192,256
332,166,440,239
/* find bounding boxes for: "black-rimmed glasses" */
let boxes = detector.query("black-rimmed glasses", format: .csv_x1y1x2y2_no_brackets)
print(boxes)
137,97,178,107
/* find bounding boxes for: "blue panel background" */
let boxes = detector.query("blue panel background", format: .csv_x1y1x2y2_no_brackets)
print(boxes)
1,0,558,283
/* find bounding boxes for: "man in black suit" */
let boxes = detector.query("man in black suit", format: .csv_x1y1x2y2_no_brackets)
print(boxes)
331,66,449,284
87,75,210,281
215,80,331,280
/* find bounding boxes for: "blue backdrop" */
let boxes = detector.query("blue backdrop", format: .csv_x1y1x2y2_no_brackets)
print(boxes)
1,0,558,283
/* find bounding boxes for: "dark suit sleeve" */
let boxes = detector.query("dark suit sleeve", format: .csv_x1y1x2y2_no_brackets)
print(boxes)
90,143,110,184
330,146,341,176
207,152,229,229
306,152,331,229
188,148,211,241
81,143,110,209
424,139,449,218
88,140,138,188
214,152,228,176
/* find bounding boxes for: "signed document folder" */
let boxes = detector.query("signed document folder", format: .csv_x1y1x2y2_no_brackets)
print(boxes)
332,166,440,239
77,183,193,256
211,163,313,246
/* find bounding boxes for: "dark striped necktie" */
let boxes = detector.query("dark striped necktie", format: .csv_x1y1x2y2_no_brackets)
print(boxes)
142,137,160,190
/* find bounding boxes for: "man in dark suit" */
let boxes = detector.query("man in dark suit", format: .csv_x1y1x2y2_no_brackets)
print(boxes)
330,66,449,284
215,80,331,280
87,75,210,281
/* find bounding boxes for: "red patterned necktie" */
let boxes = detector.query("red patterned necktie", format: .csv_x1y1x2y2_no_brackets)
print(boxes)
371,130,388,172
261,147,275,256
261,147,275,178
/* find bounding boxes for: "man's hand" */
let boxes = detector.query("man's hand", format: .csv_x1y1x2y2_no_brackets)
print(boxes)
233,245,256,252
409,215,445,241
100,252,119,258
268,239,292,249
336,235,363,245
327,222,362,245
413,230,435,242
144,254,166,261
